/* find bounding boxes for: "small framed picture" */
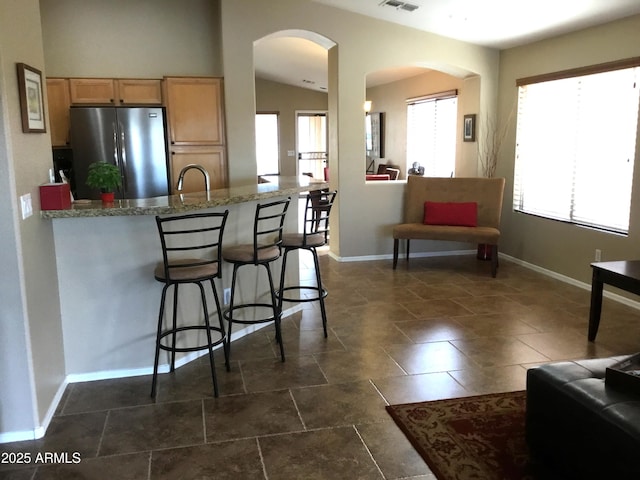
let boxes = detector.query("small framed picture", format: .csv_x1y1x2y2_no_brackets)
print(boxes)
16,63,46,133
463,114,476,142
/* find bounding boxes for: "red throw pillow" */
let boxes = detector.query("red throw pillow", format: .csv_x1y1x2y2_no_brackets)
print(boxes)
423,201,478,227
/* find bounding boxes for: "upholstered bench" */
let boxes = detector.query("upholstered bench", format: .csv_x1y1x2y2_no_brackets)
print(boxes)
392,176,505,276
526,356,640,479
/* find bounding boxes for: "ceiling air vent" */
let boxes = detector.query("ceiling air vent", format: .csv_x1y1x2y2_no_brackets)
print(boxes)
379,0,419,12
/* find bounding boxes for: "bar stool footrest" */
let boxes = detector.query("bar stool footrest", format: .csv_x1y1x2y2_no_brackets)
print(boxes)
277,285,327,303
158,325,226,353
223,302,279,325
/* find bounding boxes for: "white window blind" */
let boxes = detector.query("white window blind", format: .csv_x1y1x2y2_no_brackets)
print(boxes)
514,65,640,233
406,92,457,177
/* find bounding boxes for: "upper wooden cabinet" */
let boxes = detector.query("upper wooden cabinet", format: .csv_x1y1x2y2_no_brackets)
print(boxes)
164,77,225,145
46,78,71,147
117,79,163,105
69,78,162,105
69,78,116,104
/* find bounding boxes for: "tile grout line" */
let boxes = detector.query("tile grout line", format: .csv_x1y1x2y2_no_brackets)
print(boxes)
352,424,387,479
201,399,207,444
254,437,270,480
94,409,110,459
288,388,308,430
146,450,152,480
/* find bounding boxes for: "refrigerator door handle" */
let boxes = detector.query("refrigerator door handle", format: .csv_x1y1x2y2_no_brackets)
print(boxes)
118,122,129,195
113,126,119,166
119,122,128,193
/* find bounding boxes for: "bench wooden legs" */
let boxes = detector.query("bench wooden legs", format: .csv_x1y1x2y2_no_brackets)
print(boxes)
394,239,499,277
393,239,410,269
393,239,399,269
491,244,499,277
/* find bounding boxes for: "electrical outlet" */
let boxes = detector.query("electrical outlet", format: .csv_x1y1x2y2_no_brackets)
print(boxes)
595,249,602,262
223,288,231,305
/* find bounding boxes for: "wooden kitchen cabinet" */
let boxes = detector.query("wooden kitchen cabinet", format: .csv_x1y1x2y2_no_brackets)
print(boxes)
46,78,71,147
69,78,116,104
170,146,227,194
117,79,162,105
164,77,225,145
69,78,162,105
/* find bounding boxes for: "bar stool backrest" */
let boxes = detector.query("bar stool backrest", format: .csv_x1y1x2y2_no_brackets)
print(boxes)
304,190,337,246
253,197,291,261
155,211,229,282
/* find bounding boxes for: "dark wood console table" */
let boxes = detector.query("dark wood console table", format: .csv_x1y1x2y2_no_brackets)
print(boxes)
589,260,640,341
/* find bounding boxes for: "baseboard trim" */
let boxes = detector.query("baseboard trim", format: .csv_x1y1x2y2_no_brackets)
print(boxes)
0,429,39,444
0,378,69,443
331,249,640,311
500,254,640,311
65,304,302,384
1,305,302,444
329,249,475,262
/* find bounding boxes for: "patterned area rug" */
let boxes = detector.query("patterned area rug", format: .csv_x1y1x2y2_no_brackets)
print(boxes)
386,391,539,480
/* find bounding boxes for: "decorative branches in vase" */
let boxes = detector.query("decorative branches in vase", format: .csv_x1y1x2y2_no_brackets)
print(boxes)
477,108,514,178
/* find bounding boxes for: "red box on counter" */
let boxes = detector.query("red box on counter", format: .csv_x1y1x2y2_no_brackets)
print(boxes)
39,183,72,210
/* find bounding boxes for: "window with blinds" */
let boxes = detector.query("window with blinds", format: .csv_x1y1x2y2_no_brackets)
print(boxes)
406,91,457,177
514,61,640,234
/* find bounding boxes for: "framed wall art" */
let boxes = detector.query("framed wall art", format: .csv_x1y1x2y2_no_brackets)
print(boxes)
463,113,476,142
16,63,46,133
365,111,384,159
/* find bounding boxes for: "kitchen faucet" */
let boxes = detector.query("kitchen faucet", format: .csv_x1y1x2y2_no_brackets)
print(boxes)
176,164,211,192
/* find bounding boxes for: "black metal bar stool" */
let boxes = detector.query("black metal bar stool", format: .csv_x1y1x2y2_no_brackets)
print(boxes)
222,198,290,364
277,190,337,337
151,211,229,398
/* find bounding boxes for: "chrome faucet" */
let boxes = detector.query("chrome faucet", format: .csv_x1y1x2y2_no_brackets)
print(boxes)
176,164,210,192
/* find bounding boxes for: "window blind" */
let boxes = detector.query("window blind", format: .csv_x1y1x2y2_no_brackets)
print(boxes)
406,93,457,177
513,66,640,234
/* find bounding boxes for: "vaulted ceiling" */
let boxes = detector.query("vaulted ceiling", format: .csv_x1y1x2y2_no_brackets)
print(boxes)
254,0,640,92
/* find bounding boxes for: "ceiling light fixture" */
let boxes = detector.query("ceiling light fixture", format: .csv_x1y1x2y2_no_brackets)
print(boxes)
379,0,419,12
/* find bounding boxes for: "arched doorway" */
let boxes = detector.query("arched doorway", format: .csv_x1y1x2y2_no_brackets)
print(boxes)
253,30,335,178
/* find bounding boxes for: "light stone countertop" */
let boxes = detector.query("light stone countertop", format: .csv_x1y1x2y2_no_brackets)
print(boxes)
41,175,328,219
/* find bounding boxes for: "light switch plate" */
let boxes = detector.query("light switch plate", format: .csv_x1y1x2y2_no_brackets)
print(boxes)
20,193,33,219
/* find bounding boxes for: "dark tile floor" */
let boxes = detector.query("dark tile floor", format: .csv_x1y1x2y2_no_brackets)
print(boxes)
3,251,640,479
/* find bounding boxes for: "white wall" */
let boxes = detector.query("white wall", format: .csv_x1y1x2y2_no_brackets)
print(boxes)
40,0,222,77
365,69,476,178
219,0,500,259
53,199,298,377
0,0,66,441
497,15,640,284
38,0,500,260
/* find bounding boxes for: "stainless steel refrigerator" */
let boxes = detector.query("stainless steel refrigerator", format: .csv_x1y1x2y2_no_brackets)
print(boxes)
70,106,170,200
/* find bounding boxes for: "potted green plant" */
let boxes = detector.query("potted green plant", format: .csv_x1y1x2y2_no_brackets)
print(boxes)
86,161,122,204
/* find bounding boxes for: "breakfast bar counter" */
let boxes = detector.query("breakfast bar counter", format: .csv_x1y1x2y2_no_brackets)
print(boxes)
41,175,327,218
45,176,328,383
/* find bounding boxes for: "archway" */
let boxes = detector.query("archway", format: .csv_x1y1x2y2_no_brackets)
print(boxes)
364,63,480,180
253,30,335,178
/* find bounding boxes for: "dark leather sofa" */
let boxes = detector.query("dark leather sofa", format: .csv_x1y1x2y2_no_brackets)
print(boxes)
526,356,640,479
